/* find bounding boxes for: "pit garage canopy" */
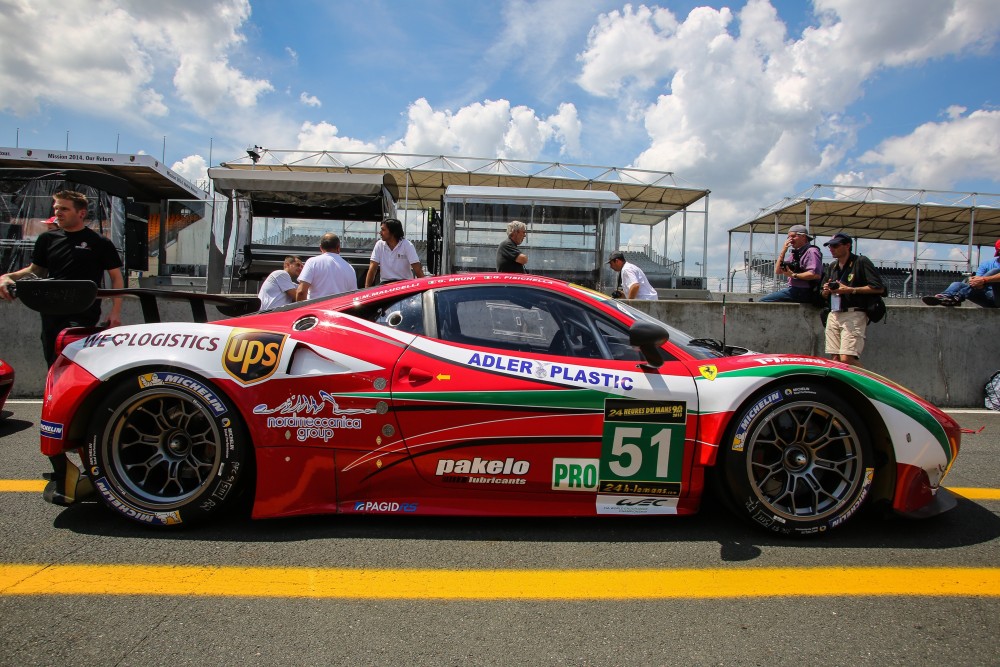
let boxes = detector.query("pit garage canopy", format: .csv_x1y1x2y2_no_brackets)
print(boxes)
216,150,709,227
728,184,1000,293
732,185,1000,247
0,147,207,202
208,169,398,220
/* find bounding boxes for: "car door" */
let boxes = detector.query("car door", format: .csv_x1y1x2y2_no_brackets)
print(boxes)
389,284,700,514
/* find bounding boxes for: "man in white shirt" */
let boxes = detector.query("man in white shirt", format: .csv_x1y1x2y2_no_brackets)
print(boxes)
256,255,303,310
608,250,658,301
364,218,425,287
295,234,357,301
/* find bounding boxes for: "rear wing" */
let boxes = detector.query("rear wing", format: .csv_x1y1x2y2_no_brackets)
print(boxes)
12,280,259,323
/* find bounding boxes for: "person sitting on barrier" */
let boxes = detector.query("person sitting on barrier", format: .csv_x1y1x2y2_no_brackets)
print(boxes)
608,250,658,301
257,255,303,310
0,190,124,367
760,224,823,303
496,220,528,273
296,233,357,301
922,239,1000,308
365,218,424,287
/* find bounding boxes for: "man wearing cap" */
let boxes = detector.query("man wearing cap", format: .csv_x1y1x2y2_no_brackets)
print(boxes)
608,251,658,300
820,232,886,367
922,239,1000,308
760,224,823,303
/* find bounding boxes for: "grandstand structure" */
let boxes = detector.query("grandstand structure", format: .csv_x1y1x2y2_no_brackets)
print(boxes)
731,184,1000,298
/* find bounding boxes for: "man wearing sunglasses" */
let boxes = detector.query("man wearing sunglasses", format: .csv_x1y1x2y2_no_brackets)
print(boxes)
820,232,886,367
922,239,1000,308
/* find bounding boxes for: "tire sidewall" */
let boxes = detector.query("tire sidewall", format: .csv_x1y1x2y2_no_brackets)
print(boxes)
85,370,245,526
721,381,875,536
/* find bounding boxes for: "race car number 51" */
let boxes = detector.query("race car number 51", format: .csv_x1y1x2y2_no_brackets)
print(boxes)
600,399,686,497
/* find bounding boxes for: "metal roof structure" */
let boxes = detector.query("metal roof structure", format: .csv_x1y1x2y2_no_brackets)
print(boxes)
0,147,208,202
217,149,709,227
732,184,1000,246
728,184,1000,294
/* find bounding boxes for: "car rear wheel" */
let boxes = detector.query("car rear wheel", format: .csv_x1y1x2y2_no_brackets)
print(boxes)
719,383,875,535
85,370,248,527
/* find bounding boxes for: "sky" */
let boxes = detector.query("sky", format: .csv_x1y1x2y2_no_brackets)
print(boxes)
1,0,999,286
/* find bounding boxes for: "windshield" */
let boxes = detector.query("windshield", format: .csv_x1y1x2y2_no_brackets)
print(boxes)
569,285,727,360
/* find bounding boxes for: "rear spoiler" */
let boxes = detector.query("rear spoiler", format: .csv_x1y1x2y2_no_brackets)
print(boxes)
12,280,260,323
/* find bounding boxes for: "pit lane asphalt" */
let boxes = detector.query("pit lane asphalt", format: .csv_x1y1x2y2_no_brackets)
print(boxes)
1,401,998,665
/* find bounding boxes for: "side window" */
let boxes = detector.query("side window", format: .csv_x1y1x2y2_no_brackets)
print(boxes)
593,317,644,362
434,287,557,353
352,292,425,335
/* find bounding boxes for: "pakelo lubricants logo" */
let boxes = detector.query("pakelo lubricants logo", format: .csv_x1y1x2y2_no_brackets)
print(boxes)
222,329,287,385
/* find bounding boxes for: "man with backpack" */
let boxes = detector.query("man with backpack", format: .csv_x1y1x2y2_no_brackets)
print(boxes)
820,232,886,368
760,224,823,303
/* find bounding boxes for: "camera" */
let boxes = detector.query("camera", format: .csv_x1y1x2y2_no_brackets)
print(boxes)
826,281,840,290
611,289,625,299
781,260,802,272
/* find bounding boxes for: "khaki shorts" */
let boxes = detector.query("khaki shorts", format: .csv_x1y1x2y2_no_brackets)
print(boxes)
825,310,868,358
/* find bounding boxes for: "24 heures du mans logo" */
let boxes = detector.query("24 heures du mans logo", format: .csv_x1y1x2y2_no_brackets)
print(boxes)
223,328,287,384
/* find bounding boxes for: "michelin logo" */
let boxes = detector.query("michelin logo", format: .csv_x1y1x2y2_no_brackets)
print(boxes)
40,420,64,439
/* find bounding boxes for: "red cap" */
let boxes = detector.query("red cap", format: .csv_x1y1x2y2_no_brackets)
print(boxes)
995,239,1000,255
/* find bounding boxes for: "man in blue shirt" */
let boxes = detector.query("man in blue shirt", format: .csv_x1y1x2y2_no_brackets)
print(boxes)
922,239,1000,308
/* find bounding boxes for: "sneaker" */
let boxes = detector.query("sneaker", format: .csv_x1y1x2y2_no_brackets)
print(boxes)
923,293,960,307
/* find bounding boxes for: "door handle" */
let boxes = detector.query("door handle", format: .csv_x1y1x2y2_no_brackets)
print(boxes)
398,366,434,387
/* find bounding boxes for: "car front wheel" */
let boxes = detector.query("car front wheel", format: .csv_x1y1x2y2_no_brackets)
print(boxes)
85,370,248,527
719,383,875,535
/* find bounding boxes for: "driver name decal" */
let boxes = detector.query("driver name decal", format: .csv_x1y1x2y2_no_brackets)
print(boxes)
223,329,287,385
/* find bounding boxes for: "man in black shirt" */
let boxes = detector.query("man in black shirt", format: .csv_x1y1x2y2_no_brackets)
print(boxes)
0,190,124,366
496,220,528,273
819,232,885,368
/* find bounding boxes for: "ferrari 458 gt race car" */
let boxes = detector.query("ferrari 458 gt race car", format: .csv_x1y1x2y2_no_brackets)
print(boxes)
28,274,960,536
0,357,13,418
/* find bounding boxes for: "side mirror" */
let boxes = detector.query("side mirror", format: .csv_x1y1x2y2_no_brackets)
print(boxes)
629,320,669,368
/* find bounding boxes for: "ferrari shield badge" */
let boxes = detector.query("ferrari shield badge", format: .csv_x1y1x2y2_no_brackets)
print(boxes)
698,365,718,381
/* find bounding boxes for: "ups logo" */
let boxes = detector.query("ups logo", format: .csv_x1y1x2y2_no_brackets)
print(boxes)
223,329,287,384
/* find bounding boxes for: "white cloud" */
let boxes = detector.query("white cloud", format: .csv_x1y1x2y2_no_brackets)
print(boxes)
572,0,1000,276
0,0,271,119
576,0,1000,202
170,154,208,185
300,92,321,108
295,121,378,153
858,109,1000,188
388,97,581,159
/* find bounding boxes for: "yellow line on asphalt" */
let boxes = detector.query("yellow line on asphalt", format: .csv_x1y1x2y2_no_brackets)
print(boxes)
947,487,1000,500
1,564,998,599
0,480,46,492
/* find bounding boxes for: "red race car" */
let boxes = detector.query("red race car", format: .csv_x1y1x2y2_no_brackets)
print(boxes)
0,357,13,418
28,274,960,535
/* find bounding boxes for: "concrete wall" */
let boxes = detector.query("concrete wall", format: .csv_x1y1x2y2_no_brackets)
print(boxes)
1,296,996,407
